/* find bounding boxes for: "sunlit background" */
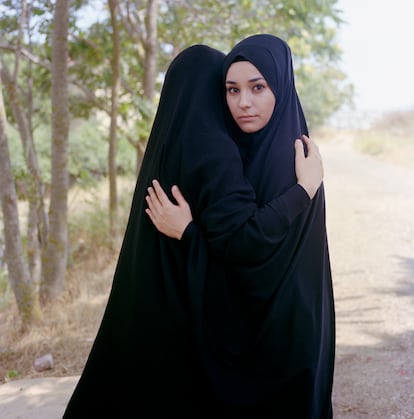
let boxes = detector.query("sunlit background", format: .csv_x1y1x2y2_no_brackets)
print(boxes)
336,0,414,121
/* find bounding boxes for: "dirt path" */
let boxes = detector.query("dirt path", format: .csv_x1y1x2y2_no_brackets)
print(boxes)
0,136,413,418
0,377,78,419
322,135,414,418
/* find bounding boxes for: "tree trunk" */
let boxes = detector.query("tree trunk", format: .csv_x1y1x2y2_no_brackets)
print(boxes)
27,203,41,282
0,64,48,284
108,0,121,240
0,74,42,329
39,0,70,305
135,0,158,173
143,0,158,102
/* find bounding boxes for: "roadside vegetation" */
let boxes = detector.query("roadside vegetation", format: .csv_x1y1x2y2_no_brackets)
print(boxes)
353,110,414,168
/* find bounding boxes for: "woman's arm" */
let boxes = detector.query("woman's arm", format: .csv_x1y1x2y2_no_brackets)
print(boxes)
146,135,323,262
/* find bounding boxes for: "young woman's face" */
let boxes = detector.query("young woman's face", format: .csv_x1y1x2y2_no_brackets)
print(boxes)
225,61,276,133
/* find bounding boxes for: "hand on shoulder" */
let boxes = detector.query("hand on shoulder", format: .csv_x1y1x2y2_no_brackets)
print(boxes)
294,135,324,199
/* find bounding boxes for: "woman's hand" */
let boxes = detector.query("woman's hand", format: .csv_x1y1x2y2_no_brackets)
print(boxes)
295,134,324,199
145,179,193,240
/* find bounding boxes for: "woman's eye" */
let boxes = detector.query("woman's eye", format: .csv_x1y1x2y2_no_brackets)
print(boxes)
227,87,239,94
254,84,266,91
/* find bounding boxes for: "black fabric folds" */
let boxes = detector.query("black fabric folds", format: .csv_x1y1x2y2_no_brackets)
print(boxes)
63,44,314,418
201,34,335,418
62,45,226,418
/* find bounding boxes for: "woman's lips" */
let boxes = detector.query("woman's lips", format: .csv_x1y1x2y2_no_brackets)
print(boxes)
238,115,256,122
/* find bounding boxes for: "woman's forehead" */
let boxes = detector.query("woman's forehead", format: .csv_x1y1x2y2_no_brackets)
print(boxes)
226,60,266,81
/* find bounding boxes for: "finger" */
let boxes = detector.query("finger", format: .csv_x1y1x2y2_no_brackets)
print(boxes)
145,208,156,224
145,194,158,215
147,191,164,216
152,179,170,205
294,139,305,160
302,134,318,154
147,187,162,209
171,185,187,207
300,134,312,152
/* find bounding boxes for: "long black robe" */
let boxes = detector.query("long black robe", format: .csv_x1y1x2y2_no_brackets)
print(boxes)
63,45,312,418
196,35,335,418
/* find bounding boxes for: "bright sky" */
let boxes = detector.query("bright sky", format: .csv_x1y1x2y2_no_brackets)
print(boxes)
336,0,414,115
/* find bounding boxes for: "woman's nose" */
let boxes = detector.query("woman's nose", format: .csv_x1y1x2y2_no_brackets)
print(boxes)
239,90,251,108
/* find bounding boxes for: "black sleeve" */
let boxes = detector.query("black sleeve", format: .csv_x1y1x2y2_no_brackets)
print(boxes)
180,221,197,247
180,133,310,264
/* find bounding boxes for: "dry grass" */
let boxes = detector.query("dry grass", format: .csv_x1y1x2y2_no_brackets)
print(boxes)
0,177,134,385
0,248,117,384
314,110,414,168
353,110,414,168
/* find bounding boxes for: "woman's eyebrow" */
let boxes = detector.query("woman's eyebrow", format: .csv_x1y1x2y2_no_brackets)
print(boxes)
248,77,265,83
225,77,265,84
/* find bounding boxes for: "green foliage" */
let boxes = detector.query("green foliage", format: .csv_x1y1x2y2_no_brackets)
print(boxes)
6,370,20,379
69,119,107,185
159,0,342,53
296,62,354,129
1,0,353,190
68,198,111,258
7,117,136,193
68,117,136,184
67,175,135,263
157,0,351,127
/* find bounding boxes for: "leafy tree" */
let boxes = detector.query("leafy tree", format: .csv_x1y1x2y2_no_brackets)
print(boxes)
157,0,350,126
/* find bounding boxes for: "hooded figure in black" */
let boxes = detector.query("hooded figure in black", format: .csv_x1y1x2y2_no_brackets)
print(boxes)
63,44,315,418
147,35,335,418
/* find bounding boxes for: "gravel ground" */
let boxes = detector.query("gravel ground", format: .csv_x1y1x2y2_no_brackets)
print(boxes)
322,136,414,418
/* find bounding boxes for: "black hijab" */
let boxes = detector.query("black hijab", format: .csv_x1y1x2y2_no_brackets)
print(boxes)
223,34,309,203
200,34,335,418
63,44,313,418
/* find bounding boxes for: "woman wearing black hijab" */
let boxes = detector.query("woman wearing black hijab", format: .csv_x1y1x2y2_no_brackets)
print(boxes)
63,43,322,418
148,35,335,418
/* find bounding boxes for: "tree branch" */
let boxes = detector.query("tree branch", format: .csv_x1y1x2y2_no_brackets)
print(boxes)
0,44,51,71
